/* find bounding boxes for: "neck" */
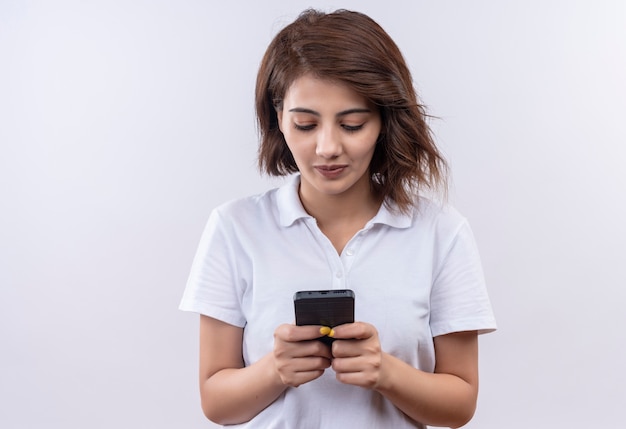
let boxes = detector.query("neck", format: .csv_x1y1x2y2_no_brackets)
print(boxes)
298,177,382,228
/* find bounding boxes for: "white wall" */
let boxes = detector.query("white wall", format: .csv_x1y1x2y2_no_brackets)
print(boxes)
1,1,624,427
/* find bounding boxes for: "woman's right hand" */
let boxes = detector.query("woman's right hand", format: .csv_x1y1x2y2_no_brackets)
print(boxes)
273,324,333,387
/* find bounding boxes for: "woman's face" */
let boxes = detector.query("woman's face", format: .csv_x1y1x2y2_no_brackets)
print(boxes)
277,75,382,203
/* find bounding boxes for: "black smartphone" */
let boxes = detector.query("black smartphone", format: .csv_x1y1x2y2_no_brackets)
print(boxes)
294,289,355,344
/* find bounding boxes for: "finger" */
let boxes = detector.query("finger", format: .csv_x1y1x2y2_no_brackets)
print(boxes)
275,324,328,342
297,356,333,372
334,369,378,389
281,369,326,388
331,338,363,358
277,356,331,374
330,322,375,340
331,355,361,373
275,337,333,360
332,356,380,389
276,356,332,387
332,334,382,359
298,340,333,359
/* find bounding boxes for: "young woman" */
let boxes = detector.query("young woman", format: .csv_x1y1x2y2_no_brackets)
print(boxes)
180,9,496,428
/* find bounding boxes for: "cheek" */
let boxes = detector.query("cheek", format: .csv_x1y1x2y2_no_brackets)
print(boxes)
282,129,311,153
283,137,305,164
355,134,380,160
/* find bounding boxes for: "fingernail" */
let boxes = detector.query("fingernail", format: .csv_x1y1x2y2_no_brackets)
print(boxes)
320,326,331,336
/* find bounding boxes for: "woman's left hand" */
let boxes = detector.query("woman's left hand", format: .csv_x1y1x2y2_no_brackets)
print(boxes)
328,322,385,389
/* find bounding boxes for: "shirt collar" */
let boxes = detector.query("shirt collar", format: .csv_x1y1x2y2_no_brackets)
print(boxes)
276,174,414,229
276,175,312,227
368,200,413,229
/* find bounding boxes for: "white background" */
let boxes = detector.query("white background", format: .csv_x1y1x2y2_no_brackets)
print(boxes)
1,1,625,428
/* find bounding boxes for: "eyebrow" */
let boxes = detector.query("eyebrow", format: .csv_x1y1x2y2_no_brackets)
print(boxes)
288,107,372,117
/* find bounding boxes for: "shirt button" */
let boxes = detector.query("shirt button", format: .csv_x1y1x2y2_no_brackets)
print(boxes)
336,271,343,278
346,249,354,256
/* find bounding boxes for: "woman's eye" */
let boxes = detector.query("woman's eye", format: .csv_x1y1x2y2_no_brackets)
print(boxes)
292,122,364,132
342,124,364,132
294,123,316,131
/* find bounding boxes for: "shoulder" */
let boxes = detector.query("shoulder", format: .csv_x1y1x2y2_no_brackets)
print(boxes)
210,187,281,226
376,195,468,239
412,196,469,235
210,175,306,231
207,176,302,229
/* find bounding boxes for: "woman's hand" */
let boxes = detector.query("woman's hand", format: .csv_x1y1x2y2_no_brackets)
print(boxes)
329,322,384,389
273,324,333,387
330,324,479,427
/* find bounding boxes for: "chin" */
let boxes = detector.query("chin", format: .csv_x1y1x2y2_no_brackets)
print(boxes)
314,181,356,196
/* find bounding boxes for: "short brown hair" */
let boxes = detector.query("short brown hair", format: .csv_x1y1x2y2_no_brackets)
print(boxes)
255,9,448,213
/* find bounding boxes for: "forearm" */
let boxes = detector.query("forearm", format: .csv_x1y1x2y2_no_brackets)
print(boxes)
201,353,287,425
375,353,477,428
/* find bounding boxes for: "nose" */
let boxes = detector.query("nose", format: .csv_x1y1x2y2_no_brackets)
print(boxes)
315,126,343,159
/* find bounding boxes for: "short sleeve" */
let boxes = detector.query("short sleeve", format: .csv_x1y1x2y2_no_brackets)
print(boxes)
429,220,496,337
178,209,246,327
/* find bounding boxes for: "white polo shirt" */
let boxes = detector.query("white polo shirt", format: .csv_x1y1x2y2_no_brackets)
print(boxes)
180,174,496,429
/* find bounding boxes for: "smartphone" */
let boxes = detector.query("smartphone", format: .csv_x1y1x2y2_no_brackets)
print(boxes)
294,289,355,344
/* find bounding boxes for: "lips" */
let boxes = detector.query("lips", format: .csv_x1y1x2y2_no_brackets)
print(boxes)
314,164,348,179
